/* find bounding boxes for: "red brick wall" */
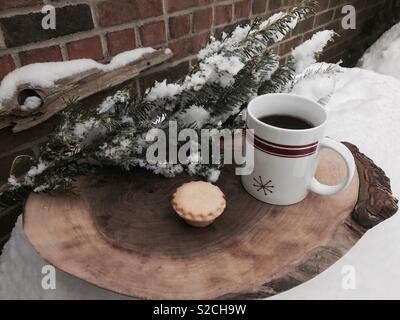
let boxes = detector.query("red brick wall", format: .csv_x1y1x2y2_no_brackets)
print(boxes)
0,0,398,251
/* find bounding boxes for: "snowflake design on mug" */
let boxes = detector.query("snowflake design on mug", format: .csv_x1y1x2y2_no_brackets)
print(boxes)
253,176,274,196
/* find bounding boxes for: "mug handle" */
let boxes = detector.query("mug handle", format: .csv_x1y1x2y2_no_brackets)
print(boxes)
309,137,356,196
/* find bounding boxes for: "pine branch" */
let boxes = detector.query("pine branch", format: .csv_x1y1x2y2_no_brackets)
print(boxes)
0,1,329,219
239,0,318,58
0,186,31,211
258,59,296,95
290,62,342,90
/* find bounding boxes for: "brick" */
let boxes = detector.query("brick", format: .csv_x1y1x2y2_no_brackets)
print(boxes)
168,0,213,13
215,4,233,26
279,36,303,56
315,10,334,26
169,15,191,39
19,46,63,65
0,5,94,48
214,20,250,39
193,8,213,32
269,0,283,10
169,32,210,61
107,29,136,56
139,21,166,46
321,43,338,61
252,0,267,14
139,61,190,93
316,0,330,11
329,0,347,8
0,55,15,81
292,17,315,35
97,0,163,27
334,6,343,19
0,0,42,11
67,36,104,61
80,80,138,109
0,117,60,156
235,0,251,20
190,58,198,67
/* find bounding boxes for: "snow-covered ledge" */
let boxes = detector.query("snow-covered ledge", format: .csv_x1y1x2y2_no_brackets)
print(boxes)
0,48,173,133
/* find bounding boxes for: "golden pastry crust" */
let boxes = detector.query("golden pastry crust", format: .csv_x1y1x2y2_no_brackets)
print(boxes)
172,181,226,227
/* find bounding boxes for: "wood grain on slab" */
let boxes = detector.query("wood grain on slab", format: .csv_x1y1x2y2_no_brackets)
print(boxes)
23,143,398,299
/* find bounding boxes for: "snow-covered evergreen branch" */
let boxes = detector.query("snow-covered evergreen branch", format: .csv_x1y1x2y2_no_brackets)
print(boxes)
0,1,341,213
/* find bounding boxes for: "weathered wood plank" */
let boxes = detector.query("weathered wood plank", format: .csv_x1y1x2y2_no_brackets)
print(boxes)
0,49,173,132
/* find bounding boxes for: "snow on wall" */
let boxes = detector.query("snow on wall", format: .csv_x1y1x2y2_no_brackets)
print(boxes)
0,47,157,110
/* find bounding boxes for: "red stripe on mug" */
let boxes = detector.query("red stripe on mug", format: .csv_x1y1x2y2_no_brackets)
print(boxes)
246,132,318,158
253,145,317,158
246,128,319,149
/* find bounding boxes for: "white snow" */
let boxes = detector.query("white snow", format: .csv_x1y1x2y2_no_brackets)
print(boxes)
260,12,286,28
359,22,400,80
0,48,156,108
103,47,156,71
73,119,98,139
33,184,50,193
291,63,341,104
259,12,299,42
97,90,130,114
292,30,336,73
7,175,21,190
177,105,210,128
26,162,48,178
145,80,183,102
20,96,42,112
146,13,298,103
207,169,221,183
186,55,244,90
291,74,335,104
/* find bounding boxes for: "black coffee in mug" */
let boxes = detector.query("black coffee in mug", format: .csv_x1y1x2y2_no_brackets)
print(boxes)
259,114,314,130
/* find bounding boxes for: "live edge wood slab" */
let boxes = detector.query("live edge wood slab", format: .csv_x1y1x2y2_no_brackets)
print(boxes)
23,143,398,300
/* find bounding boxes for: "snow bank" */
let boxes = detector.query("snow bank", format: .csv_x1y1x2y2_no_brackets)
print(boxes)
0,47,157,108
359,22,400,80
273,66,400,299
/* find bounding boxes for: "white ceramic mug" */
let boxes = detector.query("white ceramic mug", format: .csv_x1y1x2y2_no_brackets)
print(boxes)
241,93,356,205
